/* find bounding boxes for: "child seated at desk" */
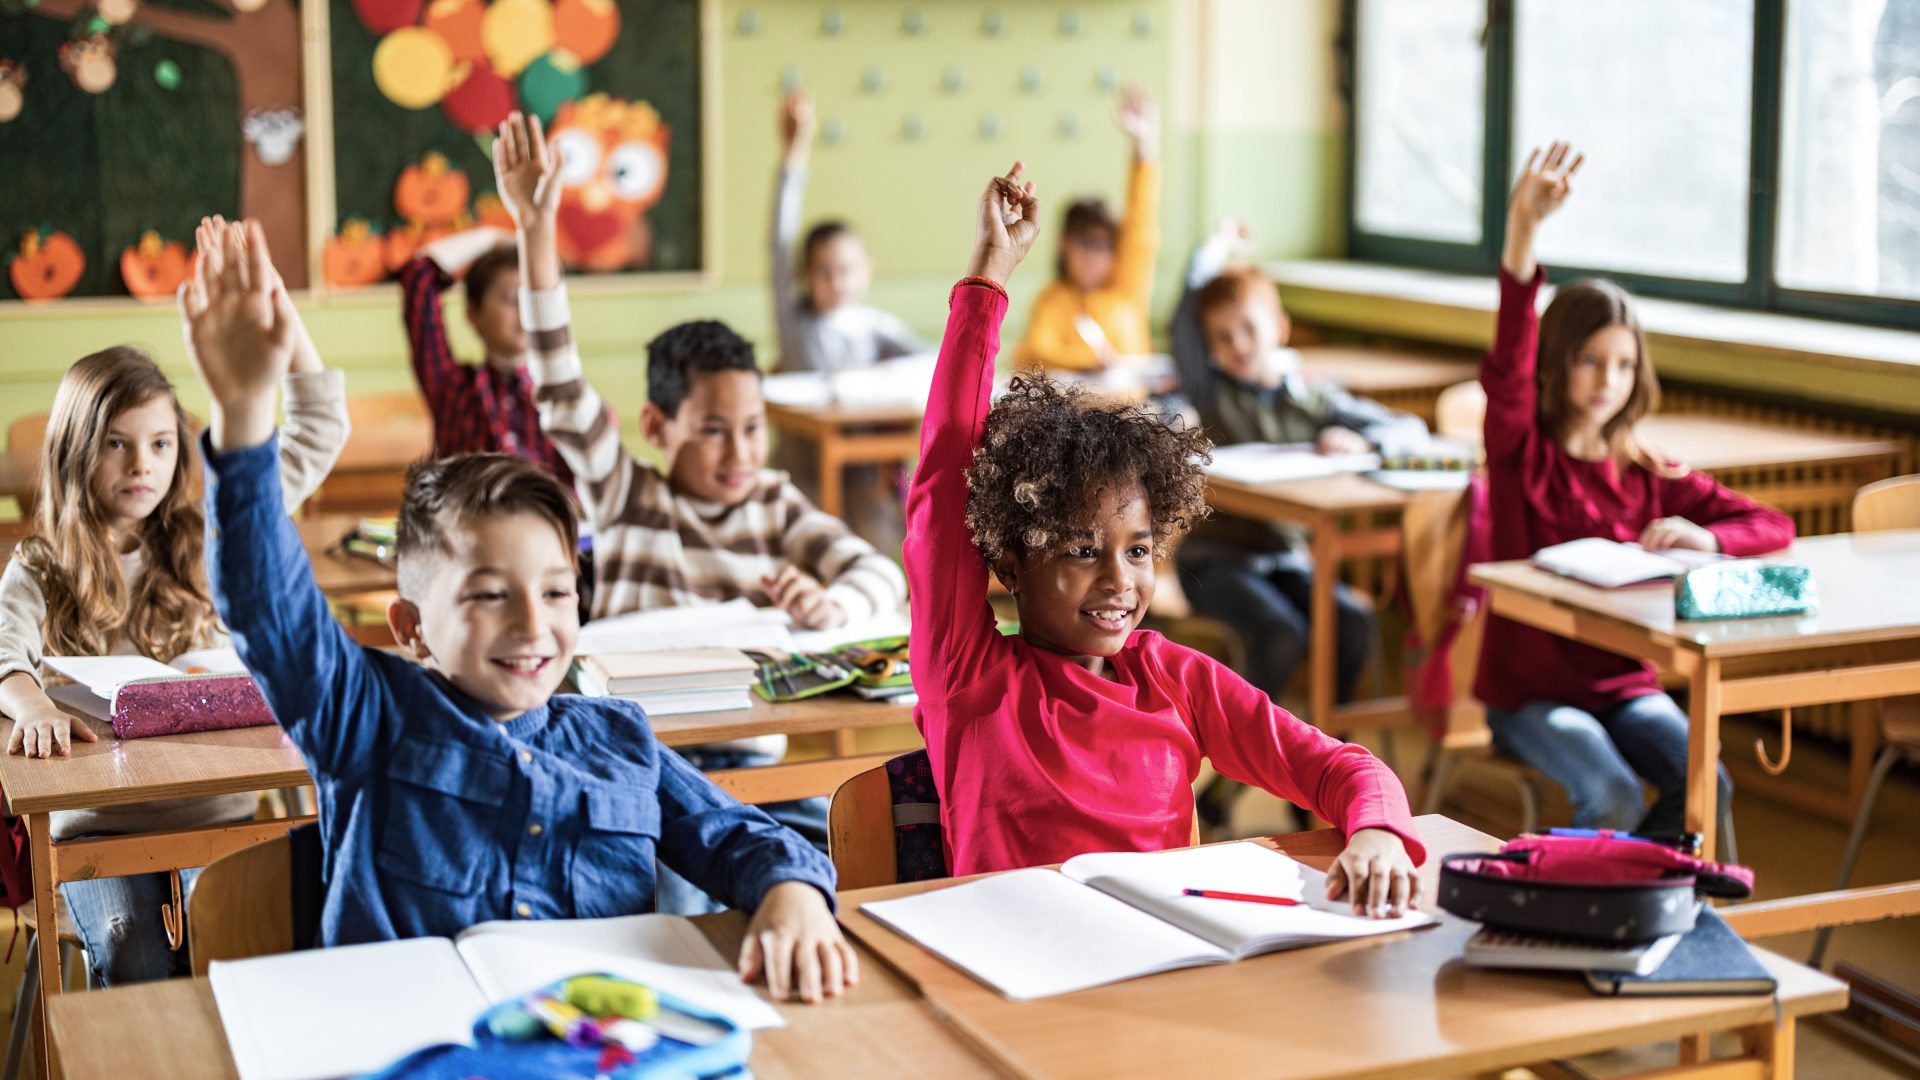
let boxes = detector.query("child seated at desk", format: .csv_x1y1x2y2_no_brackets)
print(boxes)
0,217,349,986
184,219,856,1003
1014,86,1159,372
1168,219,1428,832
909,162,1424,917
1479,144,1793,836
770,89,923,373
497,113,906,914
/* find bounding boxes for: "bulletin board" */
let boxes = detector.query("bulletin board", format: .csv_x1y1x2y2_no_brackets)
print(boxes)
0,0,307,300
323,0,703,286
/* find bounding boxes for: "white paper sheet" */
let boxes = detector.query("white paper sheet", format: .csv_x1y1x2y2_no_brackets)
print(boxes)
210,937,485,1080
40,655,177,696
577,598,796,656
455,913,785,1030
1530,537,1725,589
1205,443,1381,485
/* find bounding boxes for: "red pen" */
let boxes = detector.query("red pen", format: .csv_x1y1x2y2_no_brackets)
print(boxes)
1182,888,1300,907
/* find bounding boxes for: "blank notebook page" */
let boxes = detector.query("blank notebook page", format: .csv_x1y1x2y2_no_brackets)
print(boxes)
860,867,1223,1000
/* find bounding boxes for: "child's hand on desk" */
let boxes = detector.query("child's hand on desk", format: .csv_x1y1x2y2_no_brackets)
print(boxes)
1325,828,1419,918
763,566,846,630
1639,516,1719,553
1315,426,1370,455
739,880,860,1003
967,162,1041,286
179,217,298,449
7,704,97,759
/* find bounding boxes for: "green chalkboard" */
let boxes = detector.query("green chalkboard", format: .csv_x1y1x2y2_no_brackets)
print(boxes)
326,0,701,281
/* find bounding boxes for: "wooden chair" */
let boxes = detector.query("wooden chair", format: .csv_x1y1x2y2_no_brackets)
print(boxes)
188,822,324,976
1433,380,1486,443
2,896,88,1080
4,413,50,459
1807,475,1920,967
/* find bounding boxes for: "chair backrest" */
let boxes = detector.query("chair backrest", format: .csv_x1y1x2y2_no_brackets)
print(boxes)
1399,479,1494,749
1852,474,1920,534
347,391,431,431
1434,380,1487,443
189,822,324,975
827,760,899,891
5,413,49,457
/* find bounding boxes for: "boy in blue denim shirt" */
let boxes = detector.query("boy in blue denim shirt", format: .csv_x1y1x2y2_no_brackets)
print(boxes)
179,220,858,1003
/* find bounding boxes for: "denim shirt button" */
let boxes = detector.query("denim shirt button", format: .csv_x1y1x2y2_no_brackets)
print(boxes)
528,823,544,837
519,751,533,764
515,902,532,917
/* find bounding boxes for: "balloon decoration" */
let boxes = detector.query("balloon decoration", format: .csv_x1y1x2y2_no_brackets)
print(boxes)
59,35,118,95
96,0,139,26
10,230,86,303
322,220,388,287
119,230,191,299
0,62,24,123
355,0,617,135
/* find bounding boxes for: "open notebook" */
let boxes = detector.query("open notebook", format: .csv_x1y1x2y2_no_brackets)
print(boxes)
210,914,783,1080
1204,443,1382,486
1529,537,1726,589
860,842,1434,1001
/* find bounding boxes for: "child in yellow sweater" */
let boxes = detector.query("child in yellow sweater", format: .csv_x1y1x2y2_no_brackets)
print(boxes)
1014,86,1160,372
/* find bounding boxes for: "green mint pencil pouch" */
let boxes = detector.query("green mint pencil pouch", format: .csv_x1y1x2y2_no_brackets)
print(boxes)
1674,561,1815,620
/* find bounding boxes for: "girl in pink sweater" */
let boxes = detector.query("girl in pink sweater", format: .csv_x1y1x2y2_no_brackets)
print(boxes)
905,164,1423,917
1478,144,1794,840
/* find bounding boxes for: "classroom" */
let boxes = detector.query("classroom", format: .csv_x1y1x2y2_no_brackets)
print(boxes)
0,0,1917,1077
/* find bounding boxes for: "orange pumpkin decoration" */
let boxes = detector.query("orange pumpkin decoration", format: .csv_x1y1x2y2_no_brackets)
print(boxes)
9,229,85,302
323,220,388,288
473,193,515,231
394,152,470,228
381,222,454,273
119,230,191,299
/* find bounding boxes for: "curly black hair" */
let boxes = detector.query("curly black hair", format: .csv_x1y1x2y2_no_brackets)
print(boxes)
965,375,1212,565
646,319,759,417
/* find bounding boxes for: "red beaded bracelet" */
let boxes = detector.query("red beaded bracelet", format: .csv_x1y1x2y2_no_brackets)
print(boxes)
949,276,1008,305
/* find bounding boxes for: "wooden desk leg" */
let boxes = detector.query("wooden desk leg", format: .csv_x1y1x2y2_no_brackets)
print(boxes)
28,813,60,1080
818,436,845,520
1687,658,1725,861
1308,521,1337,730
1742,1017,1794,1080
830,728,857,757
1848,700,1881,818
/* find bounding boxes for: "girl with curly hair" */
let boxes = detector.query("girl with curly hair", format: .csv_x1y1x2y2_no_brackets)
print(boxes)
907,164,1424,917
0,218,349,985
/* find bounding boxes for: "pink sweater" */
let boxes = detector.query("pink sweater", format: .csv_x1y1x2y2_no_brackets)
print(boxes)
906,280,1424,876
1475,268,1796,713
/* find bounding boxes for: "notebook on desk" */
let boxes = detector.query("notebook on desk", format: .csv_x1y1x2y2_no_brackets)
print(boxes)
1584,907,1776,997
1530,537,1726,589
210,913,784,1080
860,841,1434,1001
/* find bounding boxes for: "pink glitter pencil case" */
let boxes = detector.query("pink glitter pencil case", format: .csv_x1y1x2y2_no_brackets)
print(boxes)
109,674,277,739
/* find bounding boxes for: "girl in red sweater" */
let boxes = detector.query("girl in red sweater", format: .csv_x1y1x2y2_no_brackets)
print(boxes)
1478,144,1795,839
906,164,1423,917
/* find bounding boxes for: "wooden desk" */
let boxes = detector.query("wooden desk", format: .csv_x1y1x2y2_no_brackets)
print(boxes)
1471,530,1920,880
47,909,999,1080
297,513,399,598
310,422,432,516
842,815,1849,1080
1296,346,1479,423
763,400,921,520
653,695,918,806
1638,415,1905,534
0,447,33,508
0,719,314,1078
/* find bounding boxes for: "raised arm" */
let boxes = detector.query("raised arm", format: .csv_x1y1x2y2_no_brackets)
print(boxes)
1110,86,1161,310
182,220,384,781
1484,143,1583,460
906,164,1041,698
494,112,633,526
1170,219,1247,427
397,232,507,426
771,90,814,368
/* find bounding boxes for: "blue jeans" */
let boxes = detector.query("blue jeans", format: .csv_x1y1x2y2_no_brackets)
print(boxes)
1485,693,1732,837
653,749,830,916
61,866,204,987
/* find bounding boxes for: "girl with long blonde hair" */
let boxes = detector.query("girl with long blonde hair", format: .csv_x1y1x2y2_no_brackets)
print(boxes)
0,218,349,985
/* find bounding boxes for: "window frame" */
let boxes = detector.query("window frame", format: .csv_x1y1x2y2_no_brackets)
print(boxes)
1341,0,1920,329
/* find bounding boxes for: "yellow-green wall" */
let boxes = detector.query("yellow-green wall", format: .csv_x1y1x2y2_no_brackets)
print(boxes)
0,0,1349,443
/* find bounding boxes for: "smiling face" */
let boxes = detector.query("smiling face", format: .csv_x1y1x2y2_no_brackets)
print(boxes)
1201,294,1291,387
644,369,768,506
1002,481,1156,671
804,231,872,313
1564,323,1641,431
88,392,179,539
396,512,580,721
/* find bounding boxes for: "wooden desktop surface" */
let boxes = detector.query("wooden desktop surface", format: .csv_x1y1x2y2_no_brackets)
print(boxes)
48,910,999,1080
1204,470,1412,521
1470,529,1920,660
840,815,1848,1080
1295,346,1479,394
647,694,914,748
1638,414,1906,473
298,513,400,596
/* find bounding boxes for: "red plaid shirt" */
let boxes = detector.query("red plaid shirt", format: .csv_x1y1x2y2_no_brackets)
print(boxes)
400,256,574,486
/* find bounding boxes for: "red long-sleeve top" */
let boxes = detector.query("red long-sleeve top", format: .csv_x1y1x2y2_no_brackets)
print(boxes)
907,280,1424,876
1475,268,1796,713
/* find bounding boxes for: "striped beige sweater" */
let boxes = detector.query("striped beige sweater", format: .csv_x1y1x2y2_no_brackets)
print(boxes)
523,286,907,628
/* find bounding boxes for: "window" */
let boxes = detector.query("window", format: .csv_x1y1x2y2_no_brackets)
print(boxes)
1345,0,1920,326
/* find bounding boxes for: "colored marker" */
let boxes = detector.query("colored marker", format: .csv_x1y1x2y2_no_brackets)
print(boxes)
1182,888,1301,907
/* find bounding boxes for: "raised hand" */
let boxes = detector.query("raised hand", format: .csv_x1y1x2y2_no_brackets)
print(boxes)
1502,142,1584,280
779,89,816,169
179,217,297,449
492,110,562,231
967,161,1041,285
1116,84,1159,161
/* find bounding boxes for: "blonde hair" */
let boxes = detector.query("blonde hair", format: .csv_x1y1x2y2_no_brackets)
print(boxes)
15,348,218,660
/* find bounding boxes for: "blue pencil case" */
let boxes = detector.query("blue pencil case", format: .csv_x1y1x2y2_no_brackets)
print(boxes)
362,973,752,1080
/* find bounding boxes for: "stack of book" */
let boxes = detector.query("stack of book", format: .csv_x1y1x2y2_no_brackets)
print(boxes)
1464,907,1776,997
573,648,758,717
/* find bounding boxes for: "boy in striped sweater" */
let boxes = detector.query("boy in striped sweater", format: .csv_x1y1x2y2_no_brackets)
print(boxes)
497,112,905,913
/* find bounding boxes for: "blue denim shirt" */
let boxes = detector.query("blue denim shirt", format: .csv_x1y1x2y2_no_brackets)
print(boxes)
204,434,836,945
